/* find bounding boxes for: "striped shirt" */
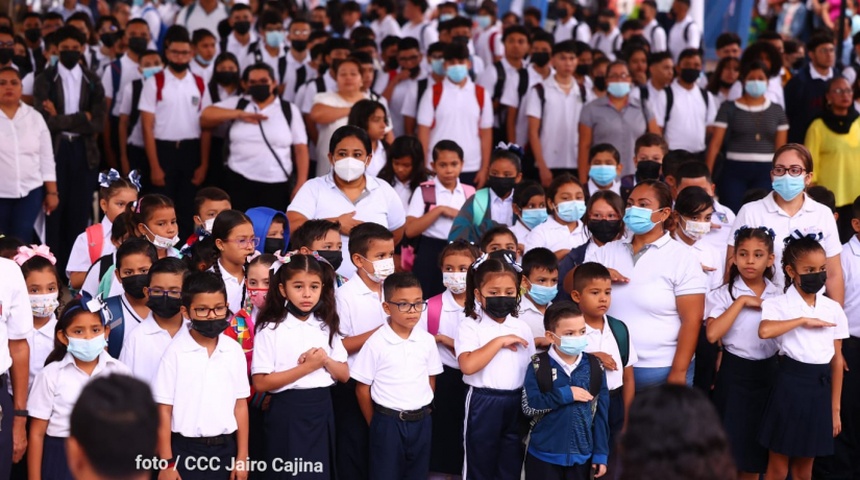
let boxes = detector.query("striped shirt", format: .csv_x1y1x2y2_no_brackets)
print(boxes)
713,99,789,163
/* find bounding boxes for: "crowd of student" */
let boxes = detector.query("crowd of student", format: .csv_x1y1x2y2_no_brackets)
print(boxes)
0,0,859,479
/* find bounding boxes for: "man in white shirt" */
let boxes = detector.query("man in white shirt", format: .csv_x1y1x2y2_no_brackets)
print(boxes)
505,31,553,147
401,41,445,135
190,28,216,84
667,0,701,62
176,0,229,42
591,9,622,60
341,1,363,39
241,11,288,85
50,0,93,22
130,0,162,43
474,1,504,66
400,0,437,53
381,37,425,137
639,0,667,53
369,0,402,49
281,18,315,103
553,0,591,45
477,24,529,144
221,4,257,61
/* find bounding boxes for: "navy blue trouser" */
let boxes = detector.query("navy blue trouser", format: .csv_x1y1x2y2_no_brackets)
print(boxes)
0,186,42,243
717,160,773,214
368,409,432,480
0,375,14,479
171,433,236,480
525,453,591,480
463,387,525,480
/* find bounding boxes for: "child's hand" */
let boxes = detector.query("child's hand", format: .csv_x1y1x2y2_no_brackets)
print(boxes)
498,335,529,351
803,317,836,328
701,264,717,273
297,347,317,365
742,295,763,309
590,351,617,371
593,464,607,478
571,386,593,402
435,333,455,350
834,409,842,437
231,460,249,480
307,348,329,369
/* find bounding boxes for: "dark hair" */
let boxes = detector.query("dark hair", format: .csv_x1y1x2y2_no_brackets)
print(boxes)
406,0,429,13
464,256,522,319
163,24,191,46
181,271,227,309
382,271,422,301
148,257,189,285
589,143,620,164
348,50,375,67
677,48,702,65
772,143,813,173
513,180,545,209
397,36,420,52
740,41,782,78
379,135,429,192
438,240,481,267
184,236,218,272
523,6,542,21
675,161,713,184
479,225,518,252
324,37,353,56
502,25,530,43
543,301,583,332
209,210,253,301
70,374,159,479
635,132,669,155
432,139,464,162
546,174,583,211
572,261,611,293
242,61,276,82
807,32,835,53
444,42,470,61
715,32,741,50
194,187,231,216
427,41,446,57
347,99,388,141
0,236,24,259
648,50,673,66
662,149,694,180
782,235,826,293
0,66,20,79
329,125,372,156
115,237,158,271
230,3,252,14
126,18,150,32
342,1,362,13
291,219,341,250
490,146,523,173
350,27,376,43
674,185,714,219
191,28,216,45
706,56,739,94
630,180,673,233
552,40,578,56
54,25,87,46
853,194,860,220
45,299,104,365
586,190,625,239
213,52,241,83
532,30,554,47
119,194,174,240
348,222,394,259
522,247,557,276
98,170,138,201
371,0,396,13
620,19,644,34
741,188,770,206
259,10,282,29
620,385,736,480
727,227,775,300
256,254,341,345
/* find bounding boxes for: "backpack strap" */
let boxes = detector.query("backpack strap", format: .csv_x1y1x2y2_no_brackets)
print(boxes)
606,315,630,367
155,71,165,102
208,79,221,104
128,79,144,133
516,68,529,103
183,2,196,25
219,34,229,55
278,56,287,85
578,82,586,103
294,65,307,94
534,83,546,134
472,188,490,228
110,59,122,100
462,184,476,197
663,85,673,125
427,293,443,335
420,179,436,213
315,76,326,93
193,73,205,111
416,77,429,111
85,224,104,264
492,60,506,102
105,296,125,359
532,351,554,393
586,353,604,399
639,84,649,102
419,23,430,51
488,31,499,58
249,40,262,64
432,82,485,130
97,254,112,281
279,99,293,127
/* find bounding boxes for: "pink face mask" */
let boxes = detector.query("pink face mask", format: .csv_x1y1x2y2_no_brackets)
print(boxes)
247,288,268,309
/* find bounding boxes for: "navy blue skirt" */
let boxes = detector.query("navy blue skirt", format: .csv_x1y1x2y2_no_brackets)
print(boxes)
712,350,777,473
42,435,72,480
264,387,335,480
758,356,833,458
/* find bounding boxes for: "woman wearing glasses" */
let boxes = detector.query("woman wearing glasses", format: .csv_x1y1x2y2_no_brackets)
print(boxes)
209,210,258,313
728,144,845,302
804,77,860,224
705,60,789,213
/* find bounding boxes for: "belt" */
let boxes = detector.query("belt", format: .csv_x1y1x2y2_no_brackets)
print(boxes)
373,403,431,422
156,139,198,149
609,387,622,398
844,336,860,349
60,133,80,142
171,432,233,446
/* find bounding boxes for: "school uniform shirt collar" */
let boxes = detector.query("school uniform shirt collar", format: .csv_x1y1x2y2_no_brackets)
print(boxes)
731,277,778,297
519,295,544,316
443,77,473,90
763,191,817,216
351,275,381,298
379,320,419,344
544,74,575,96
810,65,834,81
58,62,83,81
849,235,860,257
785,283,825,311
175,323,233,353
282,312,322,329
548,344,581,377
59,349,122,373
324,171,382,194
734,98,772,112
35,316,58,339
139,316,188,335
442,289,463,312
588,178,621,196
489,188,513,208
623,231,672,248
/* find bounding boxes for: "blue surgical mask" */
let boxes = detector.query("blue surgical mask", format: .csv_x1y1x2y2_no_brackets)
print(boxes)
552,333,588,356
195,54,212,66
556,200,586,223
431,58,445,76
521,208,548,229
132,0,143,6
439,13,455,22
772,174,806,201
589,164,617,186
265,30,284,48
476,14,492,29
142,66,162,80
49,54,58,67
744,79,767,98
624,206,658,235
67,335,106,362
606,81,631,98
528,282,557,306
446,64,469,83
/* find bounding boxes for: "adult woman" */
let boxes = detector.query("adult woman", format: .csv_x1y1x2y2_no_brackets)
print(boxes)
347,99,388,177
310,57,367,176
728,143,844,303
586,180,706,389
287,125,406,278
706,56,740,109
0,67,56,242
706,60,788,213
578,61,659,183
804,77,860,217
201,52,241,188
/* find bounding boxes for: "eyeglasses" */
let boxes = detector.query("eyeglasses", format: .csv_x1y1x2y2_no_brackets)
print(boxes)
0,41,14,48
831,88,852,95
386,300,428,312
291,29,310,36
168,50,192,56
192,306,229,317
147,288,182,299
772,165,806,177
224,237,259,248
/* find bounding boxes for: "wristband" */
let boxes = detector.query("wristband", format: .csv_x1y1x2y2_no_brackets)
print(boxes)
13,410,27,417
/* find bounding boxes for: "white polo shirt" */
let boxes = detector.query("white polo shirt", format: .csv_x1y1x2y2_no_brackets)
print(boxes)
700,199,736,254
401,74,437,121
216,96,306,183
282,52,316,104
729,193,842,289
335,275,385,364
652,81,716,152
400,20,438,52
841,236,860,337
590,28,621,61
351,320,443,411
208,260,244,312
679,237,725,294
138,69,205,141
120,317,187,386
584,317,639,391
524,75,585,170
388,71,427,137
518,295,547,346
406,179,469,240
190,60,213,84
761,286,849,364
584,233,707,368
643,19,667,53
118,295,150,346
370,16,402,49
251,313,347,391
298,73,338,115
225,32,258,63
101,54,142,116
25,316,57,392
28,351,130,437
288,173,406,278
510,220,532,249
416,78,494,174
0,101,56,199
67,216,114,276
435,290,468,369
455,314,536,390
489,189,515,227
553,17,592,44
667,16,700,62
0,259,34,374
477,58,523,129
503,65,552,146
152,325,251,437
240,44,286,84
524,217,588,254
706,279,779,361
177,1,229,42
117,80,145,147
475,24,504,67
587,178,621,197
393,178,413,210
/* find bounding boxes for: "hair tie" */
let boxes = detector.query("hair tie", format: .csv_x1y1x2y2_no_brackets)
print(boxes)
98,168,121,188
246,251,261,264
64,295,113,325
733,225,776,243
127,170,143,191
13,245,57,266
494,141,524,158
783,229,823,247
133,200,141,214
270,250,299,274
470,252,489,271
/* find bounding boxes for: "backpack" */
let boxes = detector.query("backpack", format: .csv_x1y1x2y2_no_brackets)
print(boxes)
606,315,630,367
294,65,307,94
154,70,205,110
142,5,168,52
314,76,327,94
416,77,429,111
427,293,443,335
532,81,583,134
430,82,485,129
128,78,145,134
249,40,288,84
110,59,122,102
85,224,104,264
224,97,294,179
492,61,529,106
663,84,708,126
419,179,476,213
105,295,126,359
527,351,604,426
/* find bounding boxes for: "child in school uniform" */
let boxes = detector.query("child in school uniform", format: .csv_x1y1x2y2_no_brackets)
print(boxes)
119,257,189,386
522,301,610,480
28,299,130,480
179,187,232,258
479,225,521,259
246,207,289,256
291,220,347,286
251,254,349,480
524,174,589,258
425,240,481,479
705,227,779,480
152,271,250,480
352,272,443,480
456,252,535,480
334,222,397,480
519,248,559,351
117,49,162,182
757,233,849,480
510,181,548,254
208,210,257,314
104,237,158,359
571,262,638,480
840,195,860,471
377,136,430,211
584,144,623,197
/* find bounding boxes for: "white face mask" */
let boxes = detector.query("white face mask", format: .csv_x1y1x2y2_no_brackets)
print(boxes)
144,224,179,249
203,217,215,234
30,292,60,318
682,218,711,241
363,256,395,283
442,272,467,294
333,157,367,182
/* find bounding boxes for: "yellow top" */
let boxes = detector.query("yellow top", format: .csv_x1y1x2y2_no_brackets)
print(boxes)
804,117,860,206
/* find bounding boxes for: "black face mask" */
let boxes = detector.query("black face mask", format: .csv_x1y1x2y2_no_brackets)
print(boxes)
100,32,118,48
214,70,239,86
286,300,320,318
588,219,622,244
0,49,13,65
368,10,380,21
797,271,827,294
309,21,324,31
121,274,149,299
598,21,611,31
452,35,470,46
593,76,607,91
385,57,399,70
486,176,516,198
530,52,550,67
59,50,81,69
555,6,569,18
791,58,805,71
12,55,29,70
248,84,273,102
127,36,148,55
264,237,284,254
233,20,252,35
24,28,41,43
482,296,517,319
635,160,662,182
291,39,308,52
146,296,183,318
316,250,343,271
718,80,734,89
679,68,700,84
190,317,230,338
575,63,590,76
168,61,190,73
408,65,421,78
